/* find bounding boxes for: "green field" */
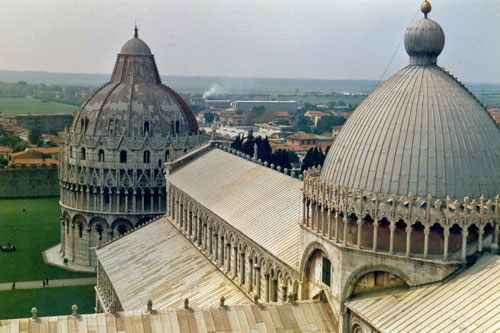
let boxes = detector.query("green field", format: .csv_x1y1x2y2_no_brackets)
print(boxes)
0,285,95,319
0,97,76,115
0,197,95,283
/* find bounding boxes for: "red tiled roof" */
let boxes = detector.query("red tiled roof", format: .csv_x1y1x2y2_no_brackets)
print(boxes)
0,146,12,153
287,134,318,140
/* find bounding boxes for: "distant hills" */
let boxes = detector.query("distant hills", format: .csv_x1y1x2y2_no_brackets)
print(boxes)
0,70,497,97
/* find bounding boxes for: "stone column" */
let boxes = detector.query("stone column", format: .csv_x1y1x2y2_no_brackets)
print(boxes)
423,226,430,259
343,217,348,246
322,209,328,236
198,218,203,246
264,274,270,302
109,189,112,212
75,186,79,209
316,206,321,233
133,190,137,213
328,210,333,240
61,220,65,252
406,226,412,257
179,205,184,229
443,228,450,260
389,224,396,254
232,245,238,277
141,192,144,212
302,198,307,225
193,215,197,241
87,227,92,266
308,201,313,227
357,221,362,249
240,252,245,285
208,226,213,256
335,212,340,243
71,224,75,262
255,265,261,298
213,233,218,260
281,283,287,302
248,260,253,293
372,220,378,252
478,226,484,252
188,211,193,237
462,230,469,261
125,190,129,213
86,188,90,210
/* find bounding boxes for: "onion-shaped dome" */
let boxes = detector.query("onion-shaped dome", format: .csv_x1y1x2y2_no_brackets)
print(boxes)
320,1,500,200
72,27,198,137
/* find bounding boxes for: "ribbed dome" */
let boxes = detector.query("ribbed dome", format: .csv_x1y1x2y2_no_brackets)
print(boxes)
320,6,500,200
120,37,152,55
72,29,198,137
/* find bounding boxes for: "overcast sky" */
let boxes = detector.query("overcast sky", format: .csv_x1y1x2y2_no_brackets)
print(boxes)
0,0,498,83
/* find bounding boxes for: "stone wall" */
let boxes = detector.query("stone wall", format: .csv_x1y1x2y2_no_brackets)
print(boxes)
0,167,59,198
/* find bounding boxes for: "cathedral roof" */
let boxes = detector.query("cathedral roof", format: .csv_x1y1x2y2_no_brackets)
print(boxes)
346,254,500,332
71,28,198,138
320,2,500,200
96,218,250,310
167,146,303,270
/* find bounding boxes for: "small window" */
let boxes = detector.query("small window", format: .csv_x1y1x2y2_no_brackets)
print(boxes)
79,223,83,238
165,150,170,162
143,150,150,163
96,224,103,241
120,150,127,163
158,159,162,167
322,256,331,286
175,120,180,134
84,118,89,132
98,149,105,162
144,121,150,135
69,146,73,158
81,148,86,160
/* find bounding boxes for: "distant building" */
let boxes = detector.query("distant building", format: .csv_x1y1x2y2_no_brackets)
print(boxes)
488,108,500,126
3,113,74,133
0,110,3,124
9,147,59,167
331,124,344,138
0,146,12,160
219,113,245,126
304,110,331,126
205,99,232,109
286,133,334,146
255,122,296,139
233,100,297,113
202,126,249,139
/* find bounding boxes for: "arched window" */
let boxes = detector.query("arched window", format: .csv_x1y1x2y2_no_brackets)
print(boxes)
81,148,86,160
165,150,170,162
78,223,83,238
144,121,150,135
143,150,150,163
120,150,127,163
118,224,127,236
158,159,162,167
69,146,73,158
95,224,103,241
98,149,105,162
175,120,180,134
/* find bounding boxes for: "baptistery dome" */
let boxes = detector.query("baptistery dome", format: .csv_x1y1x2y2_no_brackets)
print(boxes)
320,3,500,200
58,28,203,268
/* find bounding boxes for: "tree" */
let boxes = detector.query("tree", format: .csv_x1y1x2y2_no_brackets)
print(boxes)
256,137,272,162
204,112,216,124
337,100,346,107
230,135,243,151
327,101,336,109
13,141,29,152
29,128,41,146
241,131,255,156
244,106,275,126
313,115,347,134
301,147,326,173
295,116,312,133
287,151,299,165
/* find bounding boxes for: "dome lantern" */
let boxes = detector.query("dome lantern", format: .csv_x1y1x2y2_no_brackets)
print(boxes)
404,1,445,65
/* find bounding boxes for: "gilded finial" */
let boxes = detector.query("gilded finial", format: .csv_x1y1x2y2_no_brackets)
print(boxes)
134,25,139,38
421,0,431,18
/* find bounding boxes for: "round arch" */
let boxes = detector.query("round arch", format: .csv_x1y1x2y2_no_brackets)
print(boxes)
342,264,412,301
299,241,330,279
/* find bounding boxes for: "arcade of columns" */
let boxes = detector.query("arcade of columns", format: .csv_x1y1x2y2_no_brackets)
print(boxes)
165,184,301,304
302,167,500,262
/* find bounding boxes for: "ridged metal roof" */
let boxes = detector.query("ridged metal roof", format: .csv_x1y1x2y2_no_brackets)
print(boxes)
321,64,500,200
346,254,500,332
2,301,337,332
96,219,250,311
168,148,303,269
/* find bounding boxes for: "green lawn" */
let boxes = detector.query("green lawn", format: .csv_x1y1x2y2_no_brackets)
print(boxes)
0,197,95,283
0,97,76,115
0,285,95,319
